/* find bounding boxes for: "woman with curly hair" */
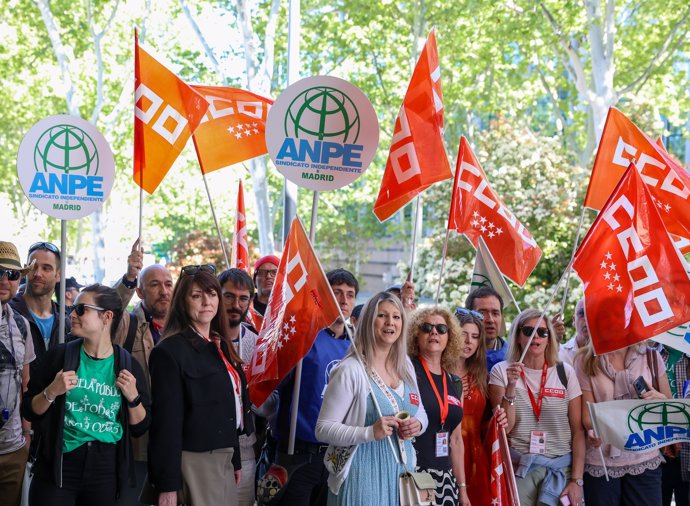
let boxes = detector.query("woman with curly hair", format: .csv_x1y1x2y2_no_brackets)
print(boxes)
452,308,494,506
407,306,468,505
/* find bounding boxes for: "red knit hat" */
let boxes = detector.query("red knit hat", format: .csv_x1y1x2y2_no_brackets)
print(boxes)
254,255,280,273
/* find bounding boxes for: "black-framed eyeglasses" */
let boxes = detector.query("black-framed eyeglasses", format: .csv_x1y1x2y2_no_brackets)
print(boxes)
181,264,217,276
420,322,449,335
521,326,550,338
222,292,251,306
28,242,60,258
256,268,278,279
0,269,21,281
455,307,484,321
69,303,106,316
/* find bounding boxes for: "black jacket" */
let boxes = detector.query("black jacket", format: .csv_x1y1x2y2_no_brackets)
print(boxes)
148,327,253,492
21,339,151,493
10,293,71,377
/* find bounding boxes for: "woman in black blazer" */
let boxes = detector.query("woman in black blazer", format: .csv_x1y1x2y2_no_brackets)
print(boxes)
148,265,252,506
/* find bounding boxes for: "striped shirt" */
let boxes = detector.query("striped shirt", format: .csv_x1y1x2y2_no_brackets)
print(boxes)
490,361,582,458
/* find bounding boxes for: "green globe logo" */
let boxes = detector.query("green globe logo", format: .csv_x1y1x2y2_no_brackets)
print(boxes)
284,86,360,143
627,402,690,432
33,124,99,175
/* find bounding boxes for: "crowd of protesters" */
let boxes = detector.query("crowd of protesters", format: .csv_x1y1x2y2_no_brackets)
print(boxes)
0,239,687,506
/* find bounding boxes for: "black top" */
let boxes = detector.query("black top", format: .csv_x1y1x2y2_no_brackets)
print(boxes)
21,339,150,493
148,327,253,492
411,357,463,472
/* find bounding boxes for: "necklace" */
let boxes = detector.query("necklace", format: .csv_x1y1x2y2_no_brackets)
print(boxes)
460,373,474,400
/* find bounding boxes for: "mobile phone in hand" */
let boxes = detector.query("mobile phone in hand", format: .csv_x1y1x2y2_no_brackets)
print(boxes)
559,495,571,506
633,376,648,398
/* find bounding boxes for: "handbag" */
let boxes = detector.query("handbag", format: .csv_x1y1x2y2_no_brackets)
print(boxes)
399,470,435,506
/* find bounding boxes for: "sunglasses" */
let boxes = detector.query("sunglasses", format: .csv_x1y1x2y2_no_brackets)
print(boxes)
0,269,21,281
420,322,449,334
28,242,60,257
455,307,484,321
520,326,550,338
69,303,106,316
181,264,217,276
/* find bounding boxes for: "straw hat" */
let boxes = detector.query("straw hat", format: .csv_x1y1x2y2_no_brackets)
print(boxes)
0,242,34,273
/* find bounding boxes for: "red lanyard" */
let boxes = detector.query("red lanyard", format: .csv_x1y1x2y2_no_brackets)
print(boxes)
519,362,548,421
419,357,449,427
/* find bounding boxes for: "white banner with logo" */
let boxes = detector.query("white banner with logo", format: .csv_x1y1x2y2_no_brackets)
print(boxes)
265,75,379,191
17,115,115,220
589,399,690,453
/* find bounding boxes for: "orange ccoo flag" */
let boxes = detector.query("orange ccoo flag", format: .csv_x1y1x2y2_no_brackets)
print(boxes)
191,86,273,174
574,163,690,355
584,108,690,252
449,137,541,286
373,29,452,222
247,219,342,406
133,33,209,194
232,180,250,272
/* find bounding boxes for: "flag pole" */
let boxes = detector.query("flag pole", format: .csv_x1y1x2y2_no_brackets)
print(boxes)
518,260,572,363
202,173,230,269
138,187,143,245
434,228,451,304
559,206,587,315
586,401,610,481
500,425,521,505
287,190,320,455
58,220,67,344
409,195,421,282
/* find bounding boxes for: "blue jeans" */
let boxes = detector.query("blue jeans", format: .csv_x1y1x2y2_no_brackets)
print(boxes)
584,466,662,506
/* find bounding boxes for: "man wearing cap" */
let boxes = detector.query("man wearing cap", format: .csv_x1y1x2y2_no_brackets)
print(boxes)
9,241,70,373
0,241,36,506
251,255,280,331
62,276,83,307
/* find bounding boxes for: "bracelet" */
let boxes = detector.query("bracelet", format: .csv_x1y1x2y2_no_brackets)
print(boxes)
502,395,515,406
43,389,56,404
22,429,34,436
127,394,142,408
458,482,467,488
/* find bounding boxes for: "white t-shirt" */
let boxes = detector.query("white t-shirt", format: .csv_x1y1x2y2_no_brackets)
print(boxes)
490,360,582,457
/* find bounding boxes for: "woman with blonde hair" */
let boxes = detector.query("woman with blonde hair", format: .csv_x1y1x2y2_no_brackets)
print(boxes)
575,341,669,505
489,308,585,506
407,306,467,505
316,291,428,506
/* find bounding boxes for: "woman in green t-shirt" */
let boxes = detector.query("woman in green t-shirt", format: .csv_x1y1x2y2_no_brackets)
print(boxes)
22,284,151,506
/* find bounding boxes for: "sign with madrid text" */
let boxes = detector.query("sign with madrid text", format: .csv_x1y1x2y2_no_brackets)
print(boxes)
17,115,115,220
265,76,379,191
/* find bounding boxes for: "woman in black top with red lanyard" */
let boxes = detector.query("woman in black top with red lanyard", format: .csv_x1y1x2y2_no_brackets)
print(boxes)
148,266,252,506
408,306,468,506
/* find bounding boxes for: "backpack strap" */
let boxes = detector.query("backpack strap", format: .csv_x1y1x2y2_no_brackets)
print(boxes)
647,348,660,391
556,362,568,389
123,313,137,354
115,343,132,374
11,312,28,342
63,338,83,371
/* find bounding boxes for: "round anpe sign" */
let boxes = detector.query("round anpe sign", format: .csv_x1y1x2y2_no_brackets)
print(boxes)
266,76,379,191
17,115,115,219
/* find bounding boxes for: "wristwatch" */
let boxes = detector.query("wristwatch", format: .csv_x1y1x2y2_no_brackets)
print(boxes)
571,478,584,487
127,394,142,408
502,395,515,406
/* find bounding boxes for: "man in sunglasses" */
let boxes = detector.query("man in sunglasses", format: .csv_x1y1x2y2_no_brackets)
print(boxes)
0,241,36,506
9,241,71,375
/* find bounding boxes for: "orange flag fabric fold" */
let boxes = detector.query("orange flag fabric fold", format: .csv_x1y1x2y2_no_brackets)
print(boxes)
191,86,273,174
133,34,209,194
574,163,690,355
448,136,541,286
247,219,342,406
232,180,250,272
373,29,452,222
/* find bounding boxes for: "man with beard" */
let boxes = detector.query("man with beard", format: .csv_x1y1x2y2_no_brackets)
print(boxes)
219,268,259,506
10,242,69,374
0,242,36,506
252,255,280,319
113,262,172,504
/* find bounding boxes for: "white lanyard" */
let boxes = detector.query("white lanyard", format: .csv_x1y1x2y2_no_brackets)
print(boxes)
370,368,408,464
